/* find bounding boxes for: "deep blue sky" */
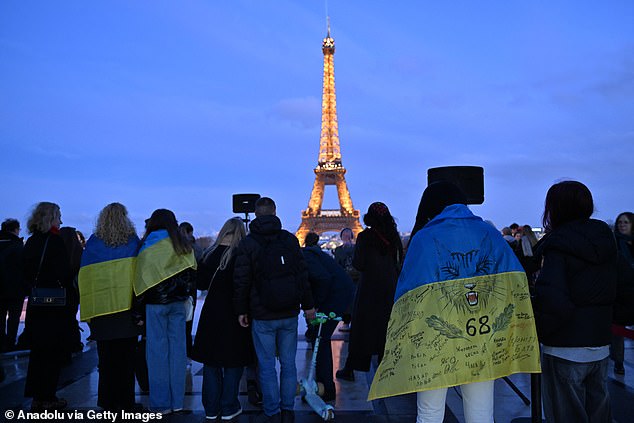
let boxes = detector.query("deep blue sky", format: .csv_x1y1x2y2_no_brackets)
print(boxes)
2,1,633,238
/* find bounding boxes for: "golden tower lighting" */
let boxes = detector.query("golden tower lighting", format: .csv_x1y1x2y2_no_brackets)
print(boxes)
296,23,363,246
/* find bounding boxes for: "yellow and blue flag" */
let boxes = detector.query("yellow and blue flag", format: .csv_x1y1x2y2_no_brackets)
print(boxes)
78,235,139,322
368,204,540,400
134,229,196,296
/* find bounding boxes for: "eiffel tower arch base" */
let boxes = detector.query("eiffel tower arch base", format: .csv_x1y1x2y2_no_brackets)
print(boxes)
296,214,363,247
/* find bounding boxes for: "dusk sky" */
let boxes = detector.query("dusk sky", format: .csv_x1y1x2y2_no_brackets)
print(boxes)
2,1,633,239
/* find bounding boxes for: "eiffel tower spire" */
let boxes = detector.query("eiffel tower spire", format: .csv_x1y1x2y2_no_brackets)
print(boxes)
318,20,340,165
296,23,363,246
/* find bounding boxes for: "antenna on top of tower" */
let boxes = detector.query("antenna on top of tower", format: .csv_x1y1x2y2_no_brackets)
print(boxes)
325,0,331,37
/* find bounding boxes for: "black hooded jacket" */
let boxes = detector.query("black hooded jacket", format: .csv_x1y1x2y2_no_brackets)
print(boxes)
233,215,314,320
302,245,354,315
533,219,618,347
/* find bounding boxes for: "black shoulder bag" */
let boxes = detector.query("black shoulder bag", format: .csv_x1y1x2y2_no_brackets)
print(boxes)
29,235,67,307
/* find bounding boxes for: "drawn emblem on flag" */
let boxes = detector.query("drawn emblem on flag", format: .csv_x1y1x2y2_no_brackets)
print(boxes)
368,217,540,400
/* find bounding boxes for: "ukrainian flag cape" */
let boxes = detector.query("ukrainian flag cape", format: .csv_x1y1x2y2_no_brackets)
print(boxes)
78,235,139,322
368,205,540,400
134,229,196,296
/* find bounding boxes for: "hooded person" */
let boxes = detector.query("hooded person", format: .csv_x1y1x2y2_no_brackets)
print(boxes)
368,181,540,423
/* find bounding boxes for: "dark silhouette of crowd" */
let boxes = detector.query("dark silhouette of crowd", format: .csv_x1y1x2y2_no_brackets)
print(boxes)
1,184,633,423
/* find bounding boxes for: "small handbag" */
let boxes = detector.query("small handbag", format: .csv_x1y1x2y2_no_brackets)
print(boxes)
29,235,67,307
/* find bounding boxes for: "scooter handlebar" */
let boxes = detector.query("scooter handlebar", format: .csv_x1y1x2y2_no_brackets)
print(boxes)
306,311,342,325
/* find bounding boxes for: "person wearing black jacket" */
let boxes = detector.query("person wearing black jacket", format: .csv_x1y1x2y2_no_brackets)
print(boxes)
336,202,402,382
0,218,26,352
233,197,315,423
192,217,254,421
138,209,196,414
302,232,353,402
22,202,75,411
611,211,634,375
532,181,618,423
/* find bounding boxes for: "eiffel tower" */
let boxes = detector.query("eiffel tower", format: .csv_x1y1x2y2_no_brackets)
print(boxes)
296,23,363,246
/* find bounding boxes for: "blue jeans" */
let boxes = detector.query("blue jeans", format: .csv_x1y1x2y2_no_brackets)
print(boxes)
146,302,187,411
252,317,298,416
542,354,612,423
202,366,244,418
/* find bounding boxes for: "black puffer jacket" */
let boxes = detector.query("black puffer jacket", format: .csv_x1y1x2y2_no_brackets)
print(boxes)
233,215,314,320
533,219,617,347
302,246,354,315
142,268,196,305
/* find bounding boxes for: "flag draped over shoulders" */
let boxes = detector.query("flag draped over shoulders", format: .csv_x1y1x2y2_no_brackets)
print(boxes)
368,204,540,400
78,234,139,322
134,229,196,296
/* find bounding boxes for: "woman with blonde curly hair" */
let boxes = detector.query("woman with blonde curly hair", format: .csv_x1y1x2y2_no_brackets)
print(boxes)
23,202,74,411
94,203,138,247
79,203,141,411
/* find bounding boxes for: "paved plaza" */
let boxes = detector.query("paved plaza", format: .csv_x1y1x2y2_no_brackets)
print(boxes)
1,295,633,422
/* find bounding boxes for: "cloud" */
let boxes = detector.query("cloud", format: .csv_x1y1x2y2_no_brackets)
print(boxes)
25,144,81,160
591,54,634,100
268,96,321,129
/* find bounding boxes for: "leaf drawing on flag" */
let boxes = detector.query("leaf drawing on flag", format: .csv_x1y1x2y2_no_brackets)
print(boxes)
426,315,470,341
490,304,514,339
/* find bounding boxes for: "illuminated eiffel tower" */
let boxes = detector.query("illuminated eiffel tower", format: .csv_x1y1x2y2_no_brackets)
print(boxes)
296,23,363,246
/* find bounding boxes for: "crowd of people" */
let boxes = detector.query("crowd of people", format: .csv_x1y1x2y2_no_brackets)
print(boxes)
0,181,632,423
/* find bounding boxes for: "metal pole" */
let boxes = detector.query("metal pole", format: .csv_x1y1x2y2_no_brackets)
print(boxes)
502,376,530,406
531,373,542,422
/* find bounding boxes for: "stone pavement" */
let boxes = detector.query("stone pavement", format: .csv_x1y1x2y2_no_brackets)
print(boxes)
1,296,633,422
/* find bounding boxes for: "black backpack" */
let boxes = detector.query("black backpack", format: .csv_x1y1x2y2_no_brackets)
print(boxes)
251,232,303,311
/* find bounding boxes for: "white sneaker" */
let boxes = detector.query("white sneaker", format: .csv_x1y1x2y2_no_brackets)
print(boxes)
221,407,242,420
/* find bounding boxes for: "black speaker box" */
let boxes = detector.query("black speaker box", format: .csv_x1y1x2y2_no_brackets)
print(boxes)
427,166,484,205
232,194,261,213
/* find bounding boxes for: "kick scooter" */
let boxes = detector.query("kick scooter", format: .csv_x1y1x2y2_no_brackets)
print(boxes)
299,312,341,421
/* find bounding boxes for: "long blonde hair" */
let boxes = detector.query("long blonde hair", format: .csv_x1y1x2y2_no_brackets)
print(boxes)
95,203,137,247
202,217,246,270
27,202,61,234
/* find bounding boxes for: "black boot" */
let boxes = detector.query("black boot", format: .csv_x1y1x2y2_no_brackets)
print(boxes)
335,367,355,382
247,379,263,406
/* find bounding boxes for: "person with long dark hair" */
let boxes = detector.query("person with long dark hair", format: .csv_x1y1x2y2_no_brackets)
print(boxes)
367,181,540,423
611,211,634,375
533,181,618,422
191,217,254,420
135,209,196,414
79,203,141,411
336,202,402,381
22,202,75,411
